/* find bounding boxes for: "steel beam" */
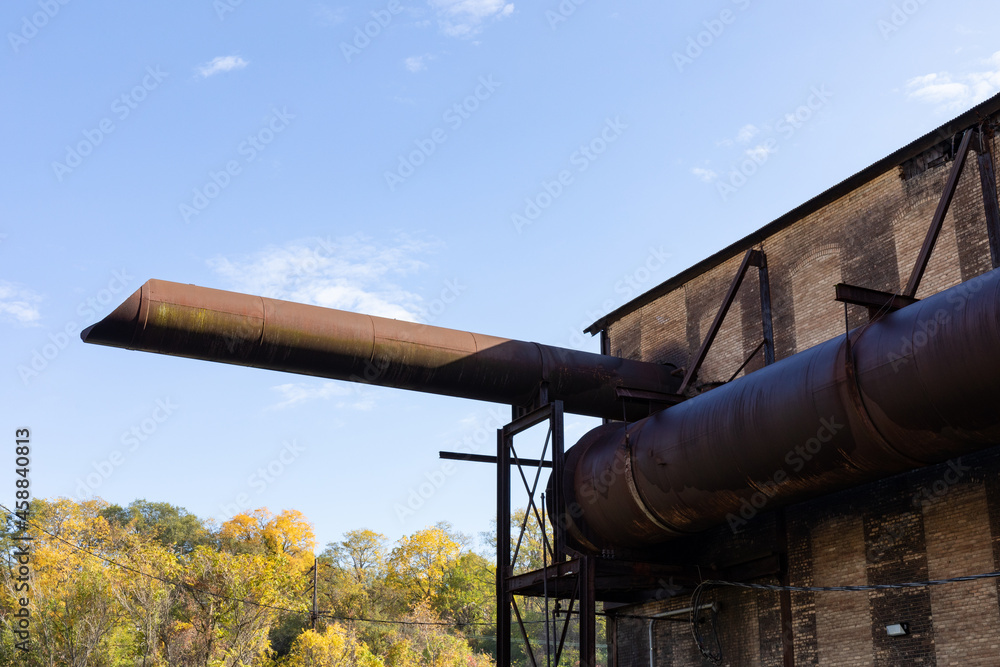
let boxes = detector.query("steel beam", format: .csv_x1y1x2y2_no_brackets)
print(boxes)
497,426,511,667
679,249,763,394
758,251,775,365
439,451,553,468
975,128,1000,268
834,283,919,319
904,129,974,297
551,401,566,562
579,556,597,667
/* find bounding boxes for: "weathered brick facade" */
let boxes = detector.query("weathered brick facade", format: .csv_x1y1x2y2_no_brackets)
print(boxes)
590,94,1000,665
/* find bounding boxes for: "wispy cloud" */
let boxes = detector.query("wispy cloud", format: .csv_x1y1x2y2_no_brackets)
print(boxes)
736,124,760,144
197,55,249,78
269,381,375,410
427,0,514,38
905,51,1000,112
0,281,42,326
207,234,439,322
745,142,777,162
404,54,433,72
691,167,717,182
314,3,347,26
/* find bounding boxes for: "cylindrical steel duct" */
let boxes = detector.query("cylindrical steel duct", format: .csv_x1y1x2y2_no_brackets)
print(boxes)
555,269,1000,551
80,279,678,421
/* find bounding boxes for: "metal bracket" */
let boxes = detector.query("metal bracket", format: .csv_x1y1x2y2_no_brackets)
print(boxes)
904,128,974,298
679,248,774,394
834,283,918,321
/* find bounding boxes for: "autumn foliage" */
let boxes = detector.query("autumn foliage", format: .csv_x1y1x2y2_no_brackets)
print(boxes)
0,498,495,667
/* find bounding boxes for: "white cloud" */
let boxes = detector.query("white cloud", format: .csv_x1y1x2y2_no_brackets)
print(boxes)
314,3,347,25
0,281,42,326
197,55,249,78
427,0,514,38
745,143,777,162
692,167,717,182
735,124,760,144
269,381,375,410
404,54,433,72
207,234,439,322
906,51,1000,112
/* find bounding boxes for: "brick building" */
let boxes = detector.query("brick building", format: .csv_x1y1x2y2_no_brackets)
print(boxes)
584,93,1000,665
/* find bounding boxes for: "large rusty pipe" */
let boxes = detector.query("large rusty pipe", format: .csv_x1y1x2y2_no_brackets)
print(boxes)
81,279,677,421
556,269,1000,551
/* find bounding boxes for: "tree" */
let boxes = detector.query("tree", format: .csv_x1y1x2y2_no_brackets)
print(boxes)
386,525,462,605
281,625,383,667
100,499,209,555
435,552,493,628
219,508,316,572
1,498,121,667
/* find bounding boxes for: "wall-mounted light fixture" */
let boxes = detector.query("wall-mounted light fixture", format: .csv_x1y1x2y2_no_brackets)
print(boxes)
886,623,910,637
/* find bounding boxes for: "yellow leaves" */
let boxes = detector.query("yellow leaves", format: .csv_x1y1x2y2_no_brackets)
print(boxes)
265,509,316,569
387,527,461,602
220,508,316,572
0,499,496,667
389,603,494,667
282,625,385,667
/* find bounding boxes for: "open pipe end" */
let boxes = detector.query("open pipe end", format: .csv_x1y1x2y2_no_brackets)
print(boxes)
80,284,143,348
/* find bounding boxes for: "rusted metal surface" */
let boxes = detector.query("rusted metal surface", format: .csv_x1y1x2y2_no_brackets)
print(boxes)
678,249,762,394
557,268,1000,551
975,127,1000,268
904,128,974,297
758,251,775,366
834,283,918,315
81,279,679,421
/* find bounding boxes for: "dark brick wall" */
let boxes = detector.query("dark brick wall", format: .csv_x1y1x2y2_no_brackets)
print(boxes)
603,120,1000,665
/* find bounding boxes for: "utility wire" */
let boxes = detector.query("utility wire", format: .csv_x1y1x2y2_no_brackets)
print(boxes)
690,570,1000,664
0,501,301,615
0,502,533,629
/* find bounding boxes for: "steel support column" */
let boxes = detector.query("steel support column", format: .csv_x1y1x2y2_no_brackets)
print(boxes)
579,556,597,667
496,401,568,666
680,249,769,393
758,251,775,366
905,129,974,297
975,127,1000,268
497,425,511,667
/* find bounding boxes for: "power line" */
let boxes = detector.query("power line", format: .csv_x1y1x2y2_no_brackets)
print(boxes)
0,502,521,628
689,570,1000,664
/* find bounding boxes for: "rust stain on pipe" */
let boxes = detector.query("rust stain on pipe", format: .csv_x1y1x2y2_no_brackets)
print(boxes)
81,279,678,421
556,269,1000,551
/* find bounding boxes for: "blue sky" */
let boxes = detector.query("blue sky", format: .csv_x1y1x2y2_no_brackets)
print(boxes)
4,0,1000,552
